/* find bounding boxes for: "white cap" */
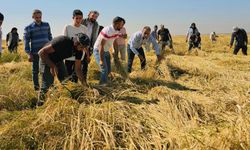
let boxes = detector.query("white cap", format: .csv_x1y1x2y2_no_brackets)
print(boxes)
232,26,239,32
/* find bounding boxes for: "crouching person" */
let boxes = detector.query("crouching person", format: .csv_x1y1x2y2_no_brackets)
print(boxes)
127,26,162,73
37,33,90,106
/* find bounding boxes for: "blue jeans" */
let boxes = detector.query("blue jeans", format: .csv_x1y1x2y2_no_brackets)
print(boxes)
32,54,40,89
93,49,111,84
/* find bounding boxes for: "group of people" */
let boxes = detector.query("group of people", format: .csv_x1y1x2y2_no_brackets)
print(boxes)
0,10,248,106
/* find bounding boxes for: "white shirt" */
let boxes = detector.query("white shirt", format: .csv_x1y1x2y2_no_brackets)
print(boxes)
63,24,87,61
0,27,2,53
210,32,216,40
128,31,160,55
94,25,121,52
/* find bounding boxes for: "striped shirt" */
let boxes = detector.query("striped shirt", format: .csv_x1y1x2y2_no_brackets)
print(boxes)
24,21,52,54
128,31,160,55
94,25,121,52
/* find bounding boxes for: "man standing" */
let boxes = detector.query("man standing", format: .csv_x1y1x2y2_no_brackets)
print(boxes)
6,27,19,53
63,9,88,83
0,13,4,57
93,16,126,85
230,26,248,55
158,25,175,54
186,23,200,53
38,33,90,106
24,9,52,91
81,10,100,83
127,26,162,73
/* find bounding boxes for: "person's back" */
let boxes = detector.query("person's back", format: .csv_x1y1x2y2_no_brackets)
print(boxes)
230,27,248,55
234,29,248,46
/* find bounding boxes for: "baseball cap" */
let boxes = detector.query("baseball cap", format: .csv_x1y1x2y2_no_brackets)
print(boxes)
76,33,90,47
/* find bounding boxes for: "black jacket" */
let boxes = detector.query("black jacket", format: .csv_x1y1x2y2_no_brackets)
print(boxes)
230,29,248,46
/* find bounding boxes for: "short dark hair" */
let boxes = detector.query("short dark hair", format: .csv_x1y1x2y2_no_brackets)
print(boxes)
73,9,83,17
113,16,126,24
88,10,99,16
191,23,196,27
32,9,42,17
11,27,18,32
143,26,151,32
0,12,4,21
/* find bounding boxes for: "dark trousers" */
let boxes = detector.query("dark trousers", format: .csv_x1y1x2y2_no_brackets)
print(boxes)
82,54,89,82
65,55,89,83
39,60,67,100
234,45,247,55
8,42,18,53
32,54,40,90
188,42,201,51
65,60,78,82
127,45,146,73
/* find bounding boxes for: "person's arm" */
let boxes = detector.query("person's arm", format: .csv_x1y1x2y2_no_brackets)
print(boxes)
229,33,235,48
243,30,248,45
24,27,31,54
38,44,57,76
246,34,248,45
85,47,91,63
122,28,128,39
17,34,19,43
186,31,189,42
168,29,172,41
47,23,53,41
99,38,106,66
75,59,85,84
